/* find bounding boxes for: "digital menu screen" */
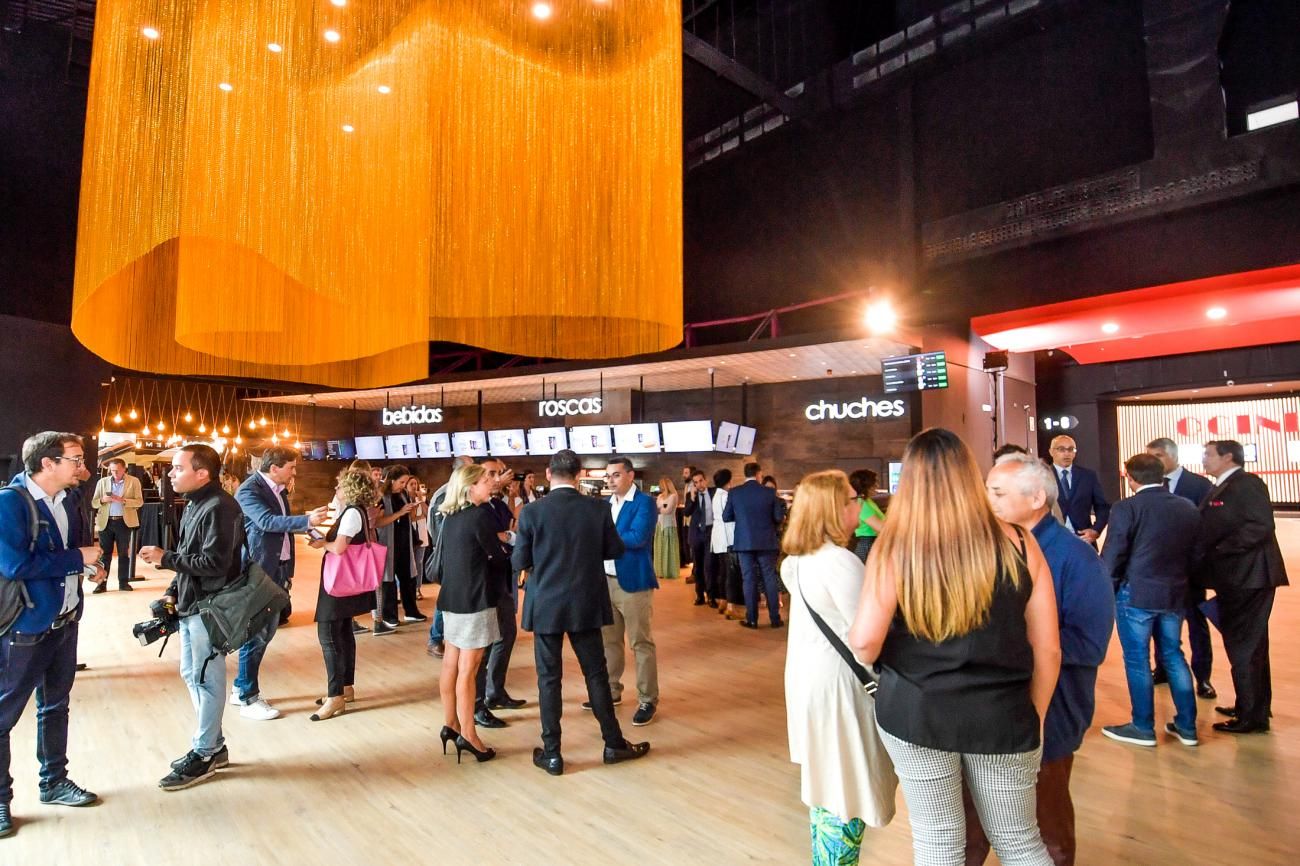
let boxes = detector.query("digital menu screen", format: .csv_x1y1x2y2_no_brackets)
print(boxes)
527,427,568,456
451,431,488,457
661,420,714,453
303,441,326,461
417,433,452,459
883,351,950,394
569,425,613,455
384,435,418,460
733,426,757,456
715,421,740,454
488,429,528,458
613,423,662,454
355,436,386,461
326,439,356,460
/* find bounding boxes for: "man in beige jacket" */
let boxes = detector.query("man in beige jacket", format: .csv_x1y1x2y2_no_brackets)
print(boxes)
90,458,144,591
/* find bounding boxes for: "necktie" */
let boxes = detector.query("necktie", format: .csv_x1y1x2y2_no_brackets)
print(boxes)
1061,469,1072,499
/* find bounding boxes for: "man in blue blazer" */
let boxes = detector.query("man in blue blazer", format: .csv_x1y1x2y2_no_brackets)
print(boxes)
1100,453,1203,748
232,447,328,720
723,462,786,628
596,457,660,726
0,432,104,837
1147,437,1218,698
1049,436,1110,545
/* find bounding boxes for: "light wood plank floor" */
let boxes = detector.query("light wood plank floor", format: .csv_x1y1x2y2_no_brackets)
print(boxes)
5,523,1300,864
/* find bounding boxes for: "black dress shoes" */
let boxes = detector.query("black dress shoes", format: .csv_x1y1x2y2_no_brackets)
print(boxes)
487,695,527,710
532,748,564,776
1214,705,1239,718
1213,718,1269,735
739,620,758,630
770,619,784,629
603,739,651,765
474,709,508,729
1197,682,1217,700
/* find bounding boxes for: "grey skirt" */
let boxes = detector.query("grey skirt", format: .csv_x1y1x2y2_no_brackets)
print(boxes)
443,608,501,650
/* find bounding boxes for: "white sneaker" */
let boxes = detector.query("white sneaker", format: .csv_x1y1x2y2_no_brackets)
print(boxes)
229,688,243,707
239,698,282,721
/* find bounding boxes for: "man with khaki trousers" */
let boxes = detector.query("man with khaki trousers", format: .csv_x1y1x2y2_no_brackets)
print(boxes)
587,457,660,727
90,458,144,591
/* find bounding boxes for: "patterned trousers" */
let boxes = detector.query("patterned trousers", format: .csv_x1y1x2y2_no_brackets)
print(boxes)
810,807,866,866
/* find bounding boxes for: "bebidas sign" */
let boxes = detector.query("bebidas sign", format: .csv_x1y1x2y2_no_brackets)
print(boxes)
805,397,907,422
381,405,443,426
538,397,603,418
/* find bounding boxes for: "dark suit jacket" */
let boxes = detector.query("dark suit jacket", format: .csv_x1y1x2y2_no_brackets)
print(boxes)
682,488,714,545
1100,486,1201,610
1053,464,1110,535
722,480,785,552
513,487,625,634
436,506,507,613
1169,468,1213,507
1197,469,1289,591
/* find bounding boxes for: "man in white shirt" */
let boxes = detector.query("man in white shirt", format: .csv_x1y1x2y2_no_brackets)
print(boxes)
90,458,144,591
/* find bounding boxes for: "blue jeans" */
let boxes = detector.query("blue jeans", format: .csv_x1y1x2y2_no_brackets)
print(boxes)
428,608,444,643
1116,586,1196,733
0,622,79,805
737,550,781,625
233,562,287,702
179,614,226,757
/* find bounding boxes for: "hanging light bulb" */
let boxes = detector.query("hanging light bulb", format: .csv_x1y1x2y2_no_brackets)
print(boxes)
198,423,207,433
248,420,257,431
282,428,291,437
271,434,280,444
184,411,193,422
129,409,138,420
231,446,239,454
221,424,230,434
259,416,268,426
293,441,302,450
98,428,106,439
156,420,166,431
113,412,123,424
234,435,243,445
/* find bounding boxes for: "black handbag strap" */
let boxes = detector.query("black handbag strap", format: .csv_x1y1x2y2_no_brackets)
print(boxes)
793,559,877,695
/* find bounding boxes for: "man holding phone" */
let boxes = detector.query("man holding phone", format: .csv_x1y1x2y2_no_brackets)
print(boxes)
230,447,329,720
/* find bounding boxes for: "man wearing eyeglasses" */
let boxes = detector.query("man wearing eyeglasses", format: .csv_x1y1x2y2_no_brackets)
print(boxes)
0,432,106,838
1049,435,1110,547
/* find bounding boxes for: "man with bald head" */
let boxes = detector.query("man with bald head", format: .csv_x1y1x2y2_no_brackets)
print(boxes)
1048,435,1110,546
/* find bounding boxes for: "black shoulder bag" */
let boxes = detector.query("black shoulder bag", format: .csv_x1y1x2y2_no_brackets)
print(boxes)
792,559,877,696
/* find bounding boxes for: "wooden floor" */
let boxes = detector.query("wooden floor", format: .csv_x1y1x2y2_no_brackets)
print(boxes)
6,524,1300,864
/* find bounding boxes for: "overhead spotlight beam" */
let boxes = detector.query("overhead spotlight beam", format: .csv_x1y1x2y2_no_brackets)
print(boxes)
682,30,803,120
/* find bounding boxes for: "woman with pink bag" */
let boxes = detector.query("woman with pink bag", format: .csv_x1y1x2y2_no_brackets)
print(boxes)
308,468,383,721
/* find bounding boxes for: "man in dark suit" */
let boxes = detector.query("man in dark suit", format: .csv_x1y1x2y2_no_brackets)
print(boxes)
1100,454,1203,748
1049,435,1110,545
513,450,650,776
1198,439,1288,734
1146,437,1218,698
683,469,714,607
722,462,786,629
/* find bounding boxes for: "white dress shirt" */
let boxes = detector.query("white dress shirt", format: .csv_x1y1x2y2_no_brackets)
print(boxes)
1213,466,1241,486
26,475,80,615
1164,465,1184,492
604,487,636,576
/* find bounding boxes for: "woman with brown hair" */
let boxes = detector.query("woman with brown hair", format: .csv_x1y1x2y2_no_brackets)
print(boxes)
849,428,1060,866
783,470,896,865
652,476,681,579
847,469,885,563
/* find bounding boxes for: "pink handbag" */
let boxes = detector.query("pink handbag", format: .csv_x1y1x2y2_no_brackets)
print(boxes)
322,508,385,597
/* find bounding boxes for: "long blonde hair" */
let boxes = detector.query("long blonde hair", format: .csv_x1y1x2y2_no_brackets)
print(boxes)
658,477,677,498
439,463,487,516
782,470,853,556
873,428,1020,642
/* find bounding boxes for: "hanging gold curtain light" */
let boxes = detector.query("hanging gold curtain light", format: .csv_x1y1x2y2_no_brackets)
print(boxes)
72,1,683,388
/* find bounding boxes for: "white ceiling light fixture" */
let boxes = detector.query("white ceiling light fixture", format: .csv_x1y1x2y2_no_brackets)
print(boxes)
267,42,283,53
376,85,392,94
324,29,341,43
141,27,161,39
1206,306,1228,320
1101,322,1120,334
532,2,553,21
1246,99,1298,132
218,82,234,92
864,299,898,335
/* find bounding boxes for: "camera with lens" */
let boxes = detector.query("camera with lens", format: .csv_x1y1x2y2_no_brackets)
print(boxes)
133,598,180,648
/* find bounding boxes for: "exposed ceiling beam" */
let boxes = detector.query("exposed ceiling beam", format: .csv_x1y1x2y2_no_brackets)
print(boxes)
681,30,803,119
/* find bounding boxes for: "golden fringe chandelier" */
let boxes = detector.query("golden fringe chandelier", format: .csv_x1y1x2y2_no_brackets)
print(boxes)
73,1,684,388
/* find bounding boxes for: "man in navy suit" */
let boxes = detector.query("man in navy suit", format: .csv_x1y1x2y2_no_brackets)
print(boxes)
723,462,786,629
1049,436,1110,545
1146,437,1217,698
682,469,714,606
1100,454,1203,748
594,458,660,726
232,447,328,720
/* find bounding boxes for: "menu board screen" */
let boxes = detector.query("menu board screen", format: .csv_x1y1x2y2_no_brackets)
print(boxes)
385,435,418,460
613,423,662,454
355,436,385,460
527,427,568,456
733,426,757,456
451,431,488,457
569,425,613,455
715,421,740,453
661,420,714,453
488,429,528,458
417,433,452,459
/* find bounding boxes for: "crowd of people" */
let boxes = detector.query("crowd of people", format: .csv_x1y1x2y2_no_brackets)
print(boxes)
0,425,1289,864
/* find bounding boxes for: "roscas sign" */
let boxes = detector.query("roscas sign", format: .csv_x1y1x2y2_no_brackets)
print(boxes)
538,397,603,418
381,405,443,426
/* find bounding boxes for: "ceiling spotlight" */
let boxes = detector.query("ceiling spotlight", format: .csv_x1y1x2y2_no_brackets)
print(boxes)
218,82,233,92
141,27,161,40
1101,322,1120,334
324,29,341,43
267,42,283,53
341,124,355,133
864,299,897,335
1206,306,1227,320
376,85,391,94
532,2,553,20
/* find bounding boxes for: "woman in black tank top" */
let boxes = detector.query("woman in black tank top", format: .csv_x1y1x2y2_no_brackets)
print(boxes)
849,429,1061,866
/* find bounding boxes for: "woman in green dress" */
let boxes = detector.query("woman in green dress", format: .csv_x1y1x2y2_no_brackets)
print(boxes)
848,469,885,563
652,476,681,579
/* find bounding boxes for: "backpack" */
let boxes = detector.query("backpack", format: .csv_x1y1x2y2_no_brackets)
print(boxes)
0,486,42,636
194,560,290,683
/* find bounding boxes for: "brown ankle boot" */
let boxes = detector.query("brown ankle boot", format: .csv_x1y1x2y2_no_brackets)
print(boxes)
311,696,346,721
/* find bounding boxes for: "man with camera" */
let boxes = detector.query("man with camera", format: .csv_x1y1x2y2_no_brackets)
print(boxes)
139,444,244,791
0,432,105,838
230,447,329,720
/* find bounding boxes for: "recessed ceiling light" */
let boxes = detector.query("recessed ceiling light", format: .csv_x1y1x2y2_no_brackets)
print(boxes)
330,0,347,6
1266,383,1275,387
141,27,161,39
341,124,354,133
376,85,391,94
218,82,233,92
324,29,341,43
267,42,283,53
532,2,553,20
1206,306,1227,320
1101,322,1120,334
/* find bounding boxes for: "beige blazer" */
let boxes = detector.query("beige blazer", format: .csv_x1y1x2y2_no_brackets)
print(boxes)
91,474,144,531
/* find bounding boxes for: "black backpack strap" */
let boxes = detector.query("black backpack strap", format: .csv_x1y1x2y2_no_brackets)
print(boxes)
793,559,877,695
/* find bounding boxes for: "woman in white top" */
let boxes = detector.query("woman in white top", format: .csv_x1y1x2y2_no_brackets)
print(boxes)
709,468,738,618
782,469,896,863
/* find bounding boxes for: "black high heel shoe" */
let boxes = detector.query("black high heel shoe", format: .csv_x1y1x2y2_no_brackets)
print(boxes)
439,726,459,755
454,735,497,764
